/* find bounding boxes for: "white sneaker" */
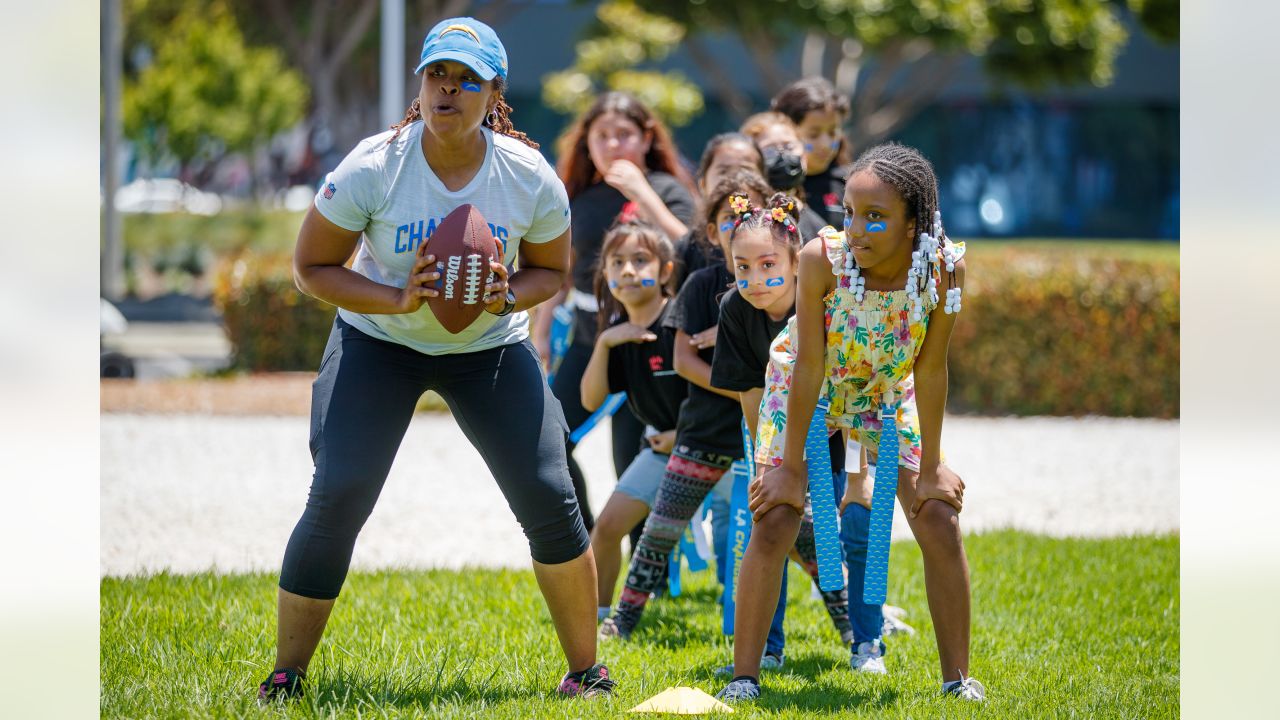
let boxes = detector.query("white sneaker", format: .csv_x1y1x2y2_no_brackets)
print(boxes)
716,678,761,703
850,640,888,674
943,673,986,701
882,613,916,638
597,617,630,641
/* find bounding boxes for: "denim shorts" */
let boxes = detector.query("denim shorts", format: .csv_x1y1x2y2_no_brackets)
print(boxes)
613,447,672,506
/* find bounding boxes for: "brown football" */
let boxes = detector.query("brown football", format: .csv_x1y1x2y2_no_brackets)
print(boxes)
426,204,499,334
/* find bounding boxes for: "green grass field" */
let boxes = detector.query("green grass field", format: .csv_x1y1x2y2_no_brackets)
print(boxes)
101,531,1178,718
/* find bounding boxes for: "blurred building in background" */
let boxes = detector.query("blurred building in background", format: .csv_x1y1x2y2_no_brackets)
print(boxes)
487,2,1178,239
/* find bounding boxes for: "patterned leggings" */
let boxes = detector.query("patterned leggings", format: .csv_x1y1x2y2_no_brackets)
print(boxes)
612,445,852,641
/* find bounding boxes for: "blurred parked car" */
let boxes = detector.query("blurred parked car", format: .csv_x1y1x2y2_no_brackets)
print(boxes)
114,178,223,215
101,298,135,378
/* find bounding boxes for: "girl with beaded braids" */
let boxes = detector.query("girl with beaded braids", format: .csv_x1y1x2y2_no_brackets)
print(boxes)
717,142,983,703
258,18,615,702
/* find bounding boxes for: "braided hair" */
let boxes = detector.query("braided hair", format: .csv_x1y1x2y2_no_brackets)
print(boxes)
727,191,804,258
844,142,962,317
387,77,537,149
848,142,941,248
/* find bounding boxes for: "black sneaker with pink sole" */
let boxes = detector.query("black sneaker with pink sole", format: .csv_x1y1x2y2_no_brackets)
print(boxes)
258,667,305,702
556,663,615,698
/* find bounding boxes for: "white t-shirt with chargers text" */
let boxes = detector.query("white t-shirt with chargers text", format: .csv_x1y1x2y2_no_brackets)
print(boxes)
313,121,571,355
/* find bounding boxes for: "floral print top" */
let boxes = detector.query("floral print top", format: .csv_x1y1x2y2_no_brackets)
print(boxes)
754,228,964,470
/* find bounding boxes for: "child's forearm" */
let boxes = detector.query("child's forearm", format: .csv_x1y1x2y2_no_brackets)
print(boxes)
530,286,567,346
674,332,738,400
738,387,763,441
912,362,948,469
579,339,613,412
632,187,688,241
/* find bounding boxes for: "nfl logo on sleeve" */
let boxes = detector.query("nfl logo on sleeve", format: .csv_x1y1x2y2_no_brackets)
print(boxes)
323,182,336,199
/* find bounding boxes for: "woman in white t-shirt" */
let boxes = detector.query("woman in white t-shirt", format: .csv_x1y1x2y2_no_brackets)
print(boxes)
258,17,614,702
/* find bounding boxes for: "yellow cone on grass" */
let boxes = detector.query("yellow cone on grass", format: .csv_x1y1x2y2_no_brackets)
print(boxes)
628,686,734,714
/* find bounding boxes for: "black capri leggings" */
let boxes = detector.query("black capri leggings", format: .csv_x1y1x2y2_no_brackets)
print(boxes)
280,316,591,600
549,339,646,532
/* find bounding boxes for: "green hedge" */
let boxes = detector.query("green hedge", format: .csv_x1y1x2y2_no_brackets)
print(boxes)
123,209,304,296
949,244,1178,418
215,244,1179,418
212,252,336,372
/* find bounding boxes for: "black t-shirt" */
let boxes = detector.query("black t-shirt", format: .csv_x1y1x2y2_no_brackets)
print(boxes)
672,231,723,292
799,204,827,243
711,289,795,392
803,166,848,229
714,286,844,472
664,263,743,458
606,303,688,432
568,172,696,346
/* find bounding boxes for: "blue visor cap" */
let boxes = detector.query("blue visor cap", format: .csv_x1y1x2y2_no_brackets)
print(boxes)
415,17,508,81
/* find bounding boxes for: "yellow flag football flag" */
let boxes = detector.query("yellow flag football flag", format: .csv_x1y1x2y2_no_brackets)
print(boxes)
628,686,734,714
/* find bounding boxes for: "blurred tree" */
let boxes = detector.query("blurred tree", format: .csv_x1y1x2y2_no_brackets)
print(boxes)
582,0,1178,150
542,0,705,126
1125,0,1178,43
123,0,308,190
232,1,535,156
125,1,537,180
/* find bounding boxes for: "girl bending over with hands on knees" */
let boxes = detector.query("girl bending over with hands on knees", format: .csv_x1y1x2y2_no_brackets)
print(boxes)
580,220,689,618
717,142,983,704
711,191,901,677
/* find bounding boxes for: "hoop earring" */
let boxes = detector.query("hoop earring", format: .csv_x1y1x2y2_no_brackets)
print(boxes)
485,111,497,127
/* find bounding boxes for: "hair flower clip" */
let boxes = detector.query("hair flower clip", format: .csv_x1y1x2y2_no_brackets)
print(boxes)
729,195,751,214
771,206,788,223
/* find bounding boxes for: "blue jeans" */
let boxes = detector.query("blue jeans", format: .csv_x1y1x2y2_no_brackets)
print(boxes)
839,500,885,645
710,483,787,657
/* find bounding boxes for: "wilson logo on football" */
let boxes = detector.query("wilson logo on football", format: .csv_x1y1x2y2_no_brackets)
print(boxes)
426,204,499,334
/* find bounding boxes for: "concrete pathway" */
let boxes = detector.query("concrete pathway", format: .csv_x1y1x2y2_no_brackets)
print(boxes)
100,413,1178,577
